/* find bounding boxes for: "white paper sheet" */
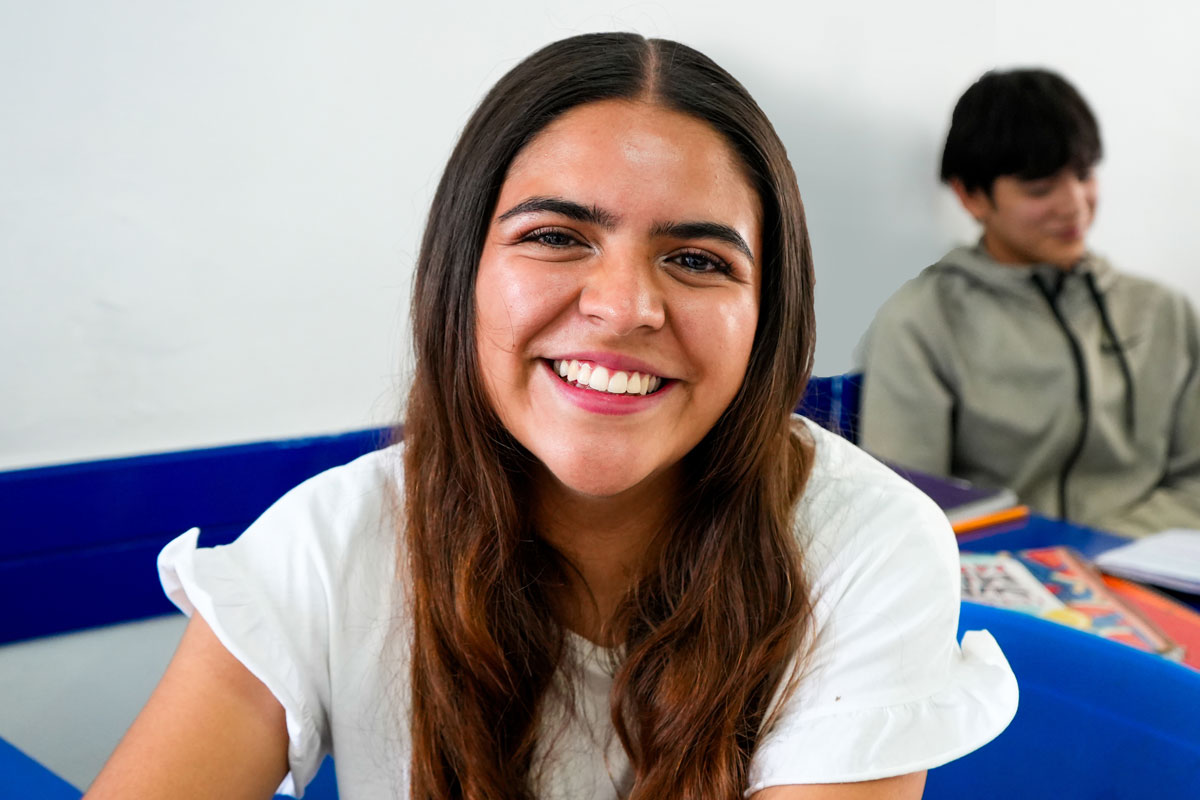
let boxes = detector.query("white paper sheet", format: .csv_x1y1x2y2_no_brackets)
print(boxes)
1095,529,1200,593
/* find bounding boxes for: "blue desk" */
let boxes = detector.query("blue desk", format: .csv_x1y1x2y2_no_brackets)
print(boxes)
957,513,1130,559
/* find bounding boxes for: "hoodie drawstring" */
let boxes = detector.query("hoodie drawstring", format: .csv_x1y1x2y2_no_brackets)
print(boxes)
1031,272,1088,520
1083,272,1137,435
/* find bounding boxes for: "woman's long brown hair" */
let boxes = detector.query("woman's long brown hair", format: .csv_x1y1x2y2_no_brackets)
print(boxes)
403,33,817,799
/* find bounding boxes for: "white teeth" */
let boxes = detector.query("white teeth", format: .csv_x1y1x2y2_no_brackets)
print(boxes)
588,366,610,391
550,359,664,396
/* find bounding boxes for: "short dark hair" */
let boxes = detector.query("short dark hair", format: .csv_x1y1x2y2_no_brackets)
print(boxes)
939,68,1102,194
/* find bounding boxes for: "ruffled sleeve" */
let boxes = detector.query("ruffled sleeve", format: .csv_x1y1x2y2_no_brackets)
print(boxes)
747,439,1018,791
154,448,387,799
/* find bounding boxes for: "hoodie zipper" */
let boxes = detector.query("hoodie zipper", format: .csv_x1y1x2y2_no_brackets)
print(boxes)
1031,273,1089,520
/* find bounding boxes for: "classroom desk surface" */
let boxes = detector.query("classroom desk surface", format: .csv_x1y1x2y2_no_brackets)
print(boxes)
956,513,1129,558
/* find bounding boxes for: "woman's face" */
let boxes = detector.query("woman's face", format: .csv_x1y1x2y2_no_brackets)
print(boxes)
474,99,762,501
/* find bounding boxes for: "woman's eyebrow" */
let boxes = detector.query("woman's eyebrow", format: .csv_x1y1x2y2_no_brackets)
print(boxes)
652,221,755,262
496,196,617,228
496,199,754,263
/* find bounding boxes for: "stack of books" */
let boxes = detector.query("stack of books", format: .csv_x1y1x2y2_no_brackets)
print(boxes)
887,462,1200,666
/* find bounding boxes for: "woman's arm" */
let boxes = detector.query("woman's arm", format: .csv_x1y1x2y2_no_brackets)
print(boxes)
84,614,290,800
751,771,927,799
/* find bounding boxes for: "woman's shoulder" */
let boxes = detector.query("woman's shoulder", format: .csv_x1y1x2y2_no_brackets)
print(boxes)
751,419,1015,789
173,442,406,586
156,443,408,795
793,416,953,577
797,416,939,516
264,442,403,528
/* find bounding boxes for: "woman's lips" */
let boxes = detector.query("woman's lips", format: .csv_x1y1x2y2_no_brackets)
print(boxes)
542,360,673,415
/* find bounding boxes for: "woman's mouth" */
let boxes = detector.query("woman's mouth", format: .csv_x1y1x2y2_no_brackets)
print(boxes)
549,359,664,396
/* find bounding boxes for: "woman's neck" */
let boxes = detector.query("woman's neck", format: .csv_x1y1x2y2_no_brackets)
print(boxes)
533,466,679,645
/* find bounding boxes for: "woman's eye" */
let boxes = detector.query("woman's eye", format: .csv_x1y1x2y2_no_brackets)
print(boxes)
524,228,579,248
671,250,732,275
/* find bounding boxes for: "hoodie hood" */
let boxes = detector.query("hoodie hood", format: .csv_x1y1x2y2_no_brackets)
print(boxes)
929,243,1118,300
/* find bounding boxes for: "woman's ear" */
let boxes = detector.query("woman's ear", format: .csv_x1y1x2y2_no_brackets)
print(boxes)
949,177,991,224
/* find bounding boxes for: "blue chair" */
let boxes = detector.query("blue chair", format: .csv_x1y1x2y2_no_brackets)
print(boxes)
797,372,862,443
925,602,1200,798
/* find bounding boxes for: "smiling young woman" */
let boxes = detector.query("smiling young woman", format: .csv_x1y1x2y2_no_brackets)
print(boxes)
86,33,1017,800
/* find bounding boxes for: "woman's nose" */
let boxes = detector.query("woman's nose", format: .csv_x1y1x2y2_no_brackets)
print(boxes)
577,254,666,335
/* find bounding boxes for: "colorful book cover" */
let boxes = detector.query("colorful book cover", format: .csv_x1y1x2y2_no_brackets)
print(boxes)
961,546,1182,659
961,552,1068,616
1102,575,1200,670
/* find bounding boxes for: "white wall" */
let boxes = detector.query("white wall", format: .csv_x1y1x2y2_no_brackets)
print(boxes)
2,0,1197,470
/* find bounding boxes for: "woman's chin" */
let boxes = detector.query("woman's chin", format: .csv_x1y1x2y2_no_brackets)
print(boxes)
534,454,671,502
548,468,651,500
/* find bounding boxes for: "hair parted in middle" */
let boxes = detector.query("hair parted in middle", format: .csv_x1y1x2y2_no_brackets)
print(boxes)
403,31,817,800
940,67,1103,195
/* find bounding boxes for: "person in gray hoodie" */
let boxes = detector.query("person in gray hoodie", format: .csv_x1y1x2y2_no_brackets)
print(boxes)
859,68,1200,537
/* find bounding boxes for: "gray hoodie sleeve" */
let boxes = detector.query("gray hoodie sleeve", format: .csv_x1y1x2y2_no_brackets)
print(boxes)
858,283,957,476
1091,297,1200,536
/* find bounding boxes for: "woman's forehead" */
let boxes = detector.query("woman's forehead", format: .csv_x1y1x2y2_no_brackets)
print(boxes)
498,99,762,239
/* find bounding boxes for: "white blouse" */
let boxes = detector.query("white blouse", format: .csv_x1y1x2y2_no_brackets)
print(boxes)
158,418,1017,798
